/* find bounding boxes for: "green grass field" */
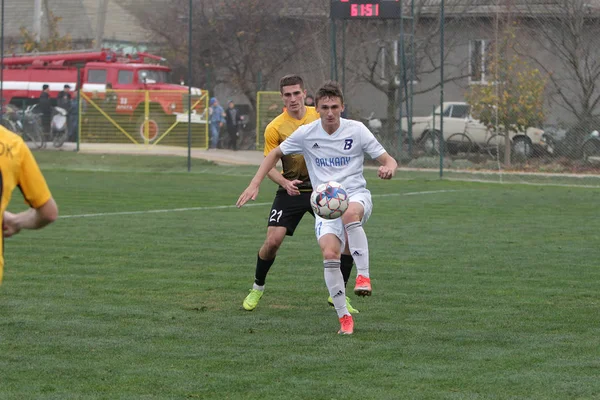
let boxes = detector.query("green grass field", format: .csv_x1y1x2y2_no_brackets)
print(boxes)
1,152,599,399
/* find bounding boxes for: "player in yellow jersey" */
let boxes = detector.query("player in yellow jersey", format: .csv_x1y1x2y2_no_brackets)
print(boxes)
242,75,357,313
0,124,58,284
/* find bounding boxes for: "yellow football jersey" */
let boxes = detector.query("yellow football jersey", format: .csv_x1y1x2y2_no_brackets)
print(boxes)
0,125,52,283
263,106,319,192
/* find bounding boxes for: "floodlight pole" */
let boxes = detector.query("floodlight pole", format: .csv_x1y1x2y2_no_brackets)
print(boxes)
330,17,337,80
187,0,192,172
439,0,445,178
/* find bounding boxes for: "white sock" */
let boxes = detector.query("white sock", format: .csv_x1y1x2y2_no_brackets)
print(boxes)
345,221,370,278
323,259,348,318
252,284,265,291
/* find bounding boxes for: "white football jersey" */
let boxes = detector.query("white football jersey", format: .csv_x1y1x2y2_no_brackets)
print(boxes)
279,118,386,196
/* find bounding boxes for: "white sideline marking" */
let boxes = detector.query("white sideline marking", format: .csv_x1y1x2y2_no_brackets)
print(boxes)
60,201,271,219
60,190,460,219
444,177,600,189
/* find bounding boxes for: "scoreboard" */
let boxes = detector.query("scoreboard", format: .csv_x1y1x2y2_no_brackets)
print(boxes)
330,0,403,20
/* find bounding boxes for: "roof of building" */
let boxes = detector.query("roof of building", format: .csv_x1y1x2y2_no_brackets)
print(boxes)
418,0,600,17
3,0,152,45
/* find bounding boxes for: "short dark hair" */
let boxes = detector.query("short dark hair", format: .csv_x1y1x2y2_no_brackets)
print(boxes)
279,74,304,93
42,84,49,90
315,81,344,106
64,84,71,89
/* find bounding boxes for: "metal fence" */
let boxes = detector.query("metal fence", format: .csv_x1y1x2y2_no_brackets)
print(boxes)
78,89,208,147
255,91,284,151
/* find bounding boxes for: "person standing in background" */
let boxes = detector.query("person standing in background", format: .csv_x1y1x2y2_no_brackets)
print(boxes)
208,97,225,149
38,84,52,135
225,100,241,151
57,84,72,111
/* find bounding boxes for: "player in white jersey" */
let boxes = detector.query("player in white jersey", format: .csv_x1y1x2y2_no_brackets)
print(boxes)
237,81,397,335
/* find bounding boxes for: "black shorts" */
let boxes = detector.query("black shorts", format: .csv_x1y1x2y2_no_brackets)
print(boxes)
267,191,314,236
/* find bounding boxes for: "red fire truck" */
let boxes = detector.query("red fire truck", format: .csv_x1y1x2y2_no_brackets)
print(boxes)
0,49,204,142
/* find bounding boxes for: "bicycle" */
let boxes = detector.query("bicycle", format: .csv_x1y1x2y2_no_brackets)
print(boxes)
2,104,45,149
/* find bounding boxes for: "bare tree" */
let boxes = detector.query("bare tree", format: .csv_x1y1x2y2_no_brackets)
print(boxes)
521,0,600,139
342,1,473,150
123,0,324,110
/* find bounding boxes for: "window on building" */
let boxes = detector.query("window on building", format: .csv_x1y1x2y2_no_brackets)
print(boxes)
88,69,107,84
469,39,494,84
118,70,134,85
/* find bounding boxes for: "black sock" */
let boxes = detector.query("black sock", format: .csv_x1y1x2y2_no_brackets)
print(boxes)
340,254,354,288
254,254,276,286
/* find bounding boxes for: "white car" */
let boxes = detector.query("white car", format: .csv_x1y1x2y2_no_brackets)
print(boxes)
401,102,548,157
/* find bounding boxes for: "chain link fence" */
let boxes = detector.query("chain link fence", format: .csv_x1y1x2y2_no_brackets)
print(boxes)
79,90,208,147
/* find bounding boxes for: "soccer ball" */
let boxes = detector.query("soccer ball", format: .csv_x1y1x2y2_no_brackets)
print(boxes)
310,181,349,220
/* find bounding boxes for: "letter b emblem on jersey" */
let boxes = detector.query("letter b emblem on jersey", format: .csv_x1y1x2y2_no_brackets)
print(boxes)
344,139,353,150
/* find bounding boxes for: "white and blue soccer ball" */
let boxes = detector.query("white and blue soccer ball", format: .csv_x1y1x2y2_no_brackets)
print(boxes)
310,181,349,220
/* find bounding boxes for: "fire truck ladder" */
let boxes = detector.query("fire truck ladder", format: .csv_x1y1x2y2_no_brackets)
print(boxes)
3,49,167,67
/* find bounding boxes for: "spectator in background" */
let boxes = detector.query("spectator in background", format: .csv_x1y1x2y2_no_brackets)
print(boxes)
225,100,241,151
105,83,118,106
57,84,72,111
38,84,52,134
305,94,315,107
208,97,225,149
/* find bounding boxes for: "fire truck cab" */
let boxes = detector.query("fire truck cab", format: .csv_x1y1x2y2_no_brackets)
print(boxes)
1,49,203,141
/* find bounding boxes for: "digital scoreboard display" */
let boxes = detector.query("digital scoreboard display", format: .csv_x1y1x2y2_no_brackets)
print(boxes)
330,0,402,20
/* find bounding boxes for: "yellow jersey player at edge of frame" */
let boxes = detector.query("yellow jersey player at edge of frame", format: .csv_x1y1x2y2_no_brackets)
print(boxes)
0,124,58,284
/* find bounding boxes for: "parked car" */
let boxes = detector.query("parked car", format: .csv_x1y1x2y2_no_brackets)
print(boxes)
543,118,600,159
540,125,567,157
581,130,600,162
401,102,548,158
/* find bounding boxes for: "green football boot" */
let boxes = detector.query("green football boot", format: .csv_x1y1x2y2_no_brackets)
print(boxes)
242,289,264,311
327,295,360,314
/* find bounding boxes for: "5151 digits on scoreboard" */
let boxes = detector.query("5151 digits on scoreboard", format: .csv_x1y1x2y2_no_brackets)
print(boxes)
330,0,402,20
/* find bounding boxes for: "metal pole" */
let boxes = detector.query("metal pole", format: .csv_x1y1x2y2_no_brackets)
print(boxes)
341,19,346,117
187,0,192,172
330,17,337,80
33,0,42,42
76,66,81,151
399,2,403,158
439,0,445,178
341,20,346,95
408,0,415,156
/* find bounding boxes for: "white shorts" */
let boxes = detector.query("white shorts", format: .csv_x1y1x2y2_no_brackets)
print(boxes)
314,189,373,251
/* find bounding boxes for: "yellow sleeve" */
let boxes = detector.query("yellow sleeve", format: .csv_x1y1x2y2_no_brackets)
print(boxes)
18,142,52,208
263,123,280,156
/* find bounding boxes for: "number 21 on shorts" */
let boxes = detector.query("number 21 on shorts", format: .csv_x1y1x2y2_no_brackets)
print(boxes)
269,209,283,223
